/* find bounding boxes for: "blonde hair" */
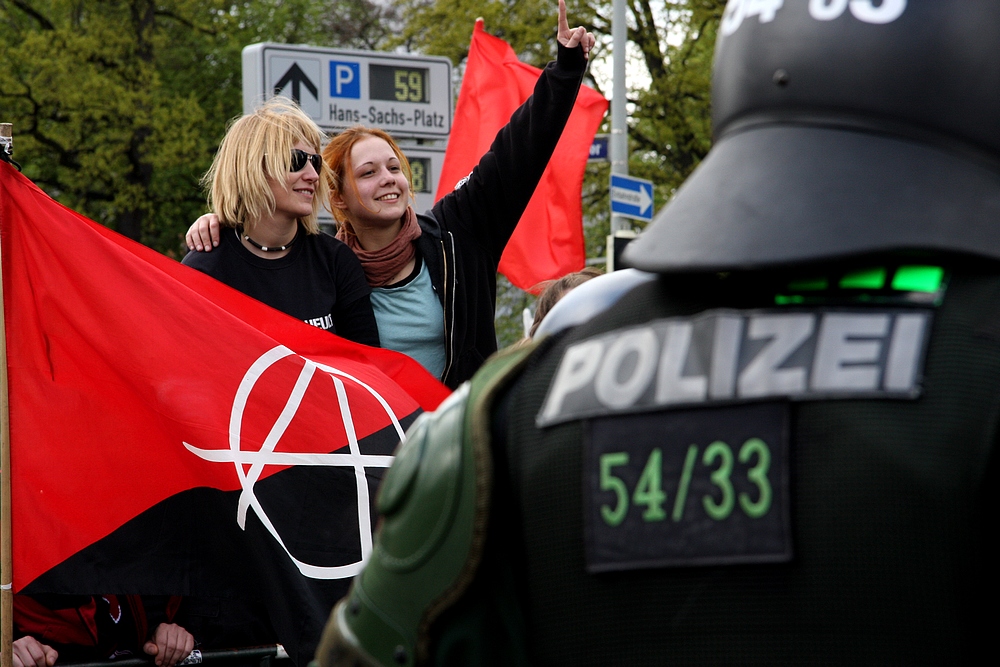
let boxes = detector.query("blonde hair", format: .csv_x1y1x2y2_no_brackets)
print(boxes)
322,126,412,231
203,97,329,236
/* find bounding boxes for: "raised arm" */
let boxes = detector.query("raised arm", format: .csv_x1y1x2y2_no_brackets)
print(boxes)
431,0,596,265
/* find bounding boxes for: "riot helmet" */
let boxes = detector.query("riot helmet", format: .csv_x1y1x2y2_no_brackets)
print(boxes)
624,0,1000,272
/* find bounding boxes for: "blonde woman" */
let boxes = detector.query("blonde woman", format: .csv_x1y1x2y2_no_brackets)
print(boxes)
182,97,379,346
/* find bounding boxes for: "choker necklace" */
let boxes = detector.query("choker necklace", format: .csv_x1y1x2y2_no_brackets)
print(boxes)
238,226,296,253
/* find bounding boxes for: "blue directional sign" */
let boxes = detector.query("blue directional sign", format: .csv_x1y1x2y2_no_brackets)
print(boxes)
610,174,654,222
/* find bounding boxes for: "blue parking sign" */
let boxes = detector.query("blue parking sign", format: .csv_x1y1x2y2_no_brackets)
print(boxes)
610,174,655,222
330,61,361,98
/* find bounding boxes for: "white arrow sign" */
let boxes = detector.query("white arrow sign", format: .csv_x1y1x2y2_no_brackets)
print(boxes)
610,174,655,222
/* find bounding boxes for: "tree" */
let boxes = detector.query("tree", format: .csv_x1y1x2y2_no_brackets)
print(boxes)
389,0,567,68
620,0,722,202
0,0,392,255
583,0,723,269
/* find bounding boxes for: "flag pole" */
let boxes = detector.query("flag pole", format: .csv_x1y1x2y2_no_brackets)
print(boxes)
1,121,15,667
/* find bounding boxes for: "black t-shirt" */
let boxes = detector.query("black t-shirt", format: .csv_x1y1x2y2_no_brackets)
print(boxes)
182,225,379,347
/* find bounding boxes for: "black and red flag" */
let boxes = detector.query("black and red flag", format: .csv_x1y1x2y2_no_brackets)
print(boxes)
0,162,450,664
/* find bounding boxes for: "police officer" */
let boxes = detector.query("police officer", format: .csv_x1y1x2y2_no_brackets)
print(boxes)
316,0,998,664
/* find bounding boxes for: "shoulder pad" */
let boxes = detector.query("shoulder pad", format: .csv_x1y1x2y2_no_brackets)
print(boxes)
534,269,658,338
314,342,539,667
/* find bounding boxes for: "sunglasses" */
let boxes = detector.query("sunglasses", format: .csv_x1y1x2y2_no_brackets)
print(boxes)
290,149,323,173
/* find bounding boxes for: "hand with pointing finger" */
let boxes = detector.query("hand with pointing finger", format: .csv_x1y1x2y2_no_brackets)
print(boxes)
557,0,596,59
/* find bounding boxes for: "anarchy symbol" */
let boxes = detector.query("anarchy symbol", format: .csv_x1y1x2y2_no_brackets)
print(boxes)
183,345,404,579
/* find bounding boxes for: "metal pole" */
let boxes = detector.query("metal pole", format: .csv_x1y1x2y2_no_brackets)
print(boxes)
610,0,629,234
60,645,289,667
1,122,14,667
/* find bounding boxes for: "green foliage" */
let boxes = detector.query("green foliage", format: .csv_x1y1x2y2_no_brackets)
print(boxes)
387,0,584,68
3,1,210,254
0,0,392,255
494,274,534,348
627,0,723,209
584,0,724,257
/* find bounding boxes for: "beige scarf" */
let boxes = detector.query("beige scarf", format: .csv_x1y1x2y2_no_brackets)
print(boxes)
336,207,422,287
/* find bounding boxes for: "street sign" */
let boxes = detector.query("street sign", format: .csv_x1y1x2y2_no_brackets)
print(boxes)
243,43,452,138
610,174,654,222
589,134,609,162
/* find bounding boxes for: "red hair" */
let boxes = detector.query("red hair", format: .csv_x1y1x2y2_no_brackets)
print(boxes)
322,126,413,230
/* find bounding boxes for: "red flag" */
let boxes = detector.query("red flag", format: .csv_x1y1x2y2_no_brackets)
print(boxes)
1,162,449,662
435,20,608,292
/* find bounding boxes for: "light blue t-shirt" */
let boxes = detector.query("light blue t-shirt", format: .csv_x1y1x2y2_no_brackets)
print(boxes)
371,259,446,379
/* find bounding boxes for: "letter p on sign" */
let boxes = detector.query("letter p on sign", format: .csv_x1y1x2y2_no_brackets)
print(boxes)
330,61,360,98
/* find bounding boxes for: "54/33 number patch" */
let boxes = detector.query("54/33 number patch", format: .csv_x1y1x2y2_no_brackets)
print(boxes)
585,402,792,573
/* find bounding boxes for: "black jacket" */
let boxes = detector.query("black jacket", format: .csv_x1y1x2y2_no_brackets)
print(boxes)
418,43,589,388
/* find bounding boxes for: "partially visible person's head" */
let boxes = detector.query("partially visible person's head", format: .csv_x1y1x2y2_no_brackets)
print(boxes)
323,126,413,231
203,97,328,236
530,267,603,337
